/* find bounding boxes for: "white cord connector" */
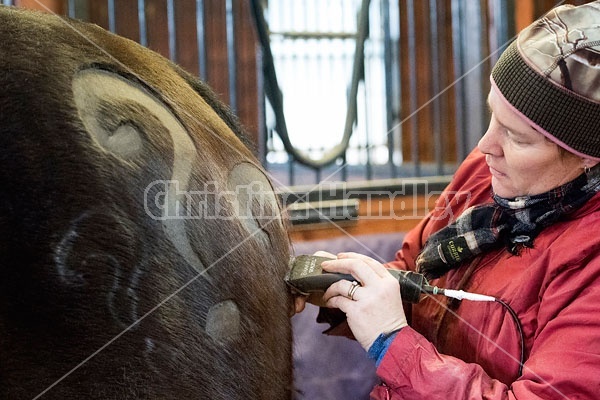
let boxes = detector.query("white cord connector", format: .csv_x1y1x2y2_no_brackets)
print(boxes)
443,289,496,302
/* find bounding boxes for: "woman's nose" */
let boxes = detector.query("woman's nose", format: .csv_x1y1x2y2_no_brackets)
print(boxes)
478,121,501,156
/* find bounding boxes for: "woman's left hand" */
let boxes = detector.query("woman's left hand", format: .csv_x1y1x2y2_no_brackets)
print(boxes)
322,252,408,351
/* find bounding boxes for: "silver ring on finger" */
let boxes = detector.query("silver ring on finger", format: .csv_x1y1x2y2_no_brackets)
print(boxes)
348,281,360,301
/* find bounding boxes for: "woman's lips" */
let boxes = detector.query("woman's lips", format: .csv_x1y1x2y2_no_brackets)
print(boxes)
488,164,506,178
485,156,507,178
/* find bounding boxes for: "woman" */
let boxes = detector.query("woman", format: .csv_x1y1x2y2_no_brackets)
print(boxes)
297,2,600,398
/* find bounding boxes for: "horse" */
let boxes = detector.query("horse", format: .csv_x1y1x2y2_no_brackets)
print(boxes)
0,6,292,399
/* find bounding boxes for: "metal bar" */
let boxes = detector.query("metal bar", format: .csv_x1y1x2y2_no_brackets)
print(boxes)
195,0,207,81
286,199,360,226
303,0,309,32
381,0,398,178
280,175,453,204
490,0,515,64
391,0,402,175
429,0,443,175
361,17,373,182
167,0,177,62
505,0,516,45
463,0,485,153
225,0,237,112
314,0,323,181
363,76,373,180
289,154,295,186
438,1,450,170
107,0,116,33
406,0,420,176
138,0,148,47
451,0,466,162
67,0,75,18
269,31,357,40
256,45,267,165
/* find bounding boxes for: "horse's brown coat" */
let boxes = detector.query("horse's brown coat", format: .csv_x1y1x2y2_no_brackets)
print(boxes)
0,6,292,399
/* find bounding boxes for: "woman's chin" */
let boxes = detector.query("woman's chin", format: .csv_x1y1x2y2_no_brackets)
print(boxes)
491,178,518,199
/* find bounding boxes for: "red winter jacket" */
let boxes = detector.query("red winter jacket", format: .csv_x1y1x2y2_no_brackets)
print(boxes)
372,149,600,399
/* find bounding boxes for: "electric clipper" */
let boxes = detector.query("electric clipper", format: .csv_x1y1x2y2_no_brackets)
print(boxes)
285,255,432,304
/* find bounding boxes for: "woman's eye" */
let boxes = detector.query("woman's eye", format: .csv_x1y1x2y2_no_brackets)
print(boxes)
506,131,528,145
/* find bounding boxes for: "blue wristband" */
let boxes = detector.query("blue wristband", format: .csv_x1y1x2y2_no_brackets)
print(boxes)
367,328,402,367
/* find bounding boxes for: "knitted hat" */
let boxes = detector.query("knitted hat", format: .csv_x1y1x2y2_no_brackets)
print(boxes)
491,1,600,160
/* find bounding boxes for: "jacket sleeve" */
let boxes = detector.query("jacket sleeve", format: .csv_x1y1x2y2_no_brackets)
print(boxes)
373,256,600,400
372,327,509,399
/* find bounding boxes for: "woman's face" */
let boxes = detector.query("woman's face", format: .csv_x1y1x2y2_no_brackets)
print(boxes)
478,89,584,198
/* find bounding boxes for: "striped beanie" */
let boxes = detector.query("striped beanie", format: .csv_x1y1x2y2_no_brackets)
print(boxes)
491,1,600,160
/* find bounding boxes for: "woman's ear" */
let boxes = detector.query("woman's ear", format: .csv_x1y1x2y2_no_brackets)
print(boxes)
582,158,600,173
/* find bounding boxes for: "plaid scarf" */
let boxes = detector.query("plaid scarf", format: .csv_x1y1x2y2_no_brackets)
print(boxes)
416,166,600,279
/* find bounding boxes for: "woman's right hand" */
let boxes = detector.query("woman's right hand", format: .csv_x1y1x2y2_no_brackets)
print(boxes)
321,252,408,350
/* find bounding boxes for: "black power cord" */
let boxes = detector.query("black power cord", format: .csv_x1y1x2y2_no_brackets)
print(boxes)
424,286,526,376
495,298,525,377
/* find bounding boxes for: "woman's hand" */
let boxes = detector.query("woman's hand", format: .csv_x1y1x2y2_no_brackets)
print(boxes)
322,252,408,350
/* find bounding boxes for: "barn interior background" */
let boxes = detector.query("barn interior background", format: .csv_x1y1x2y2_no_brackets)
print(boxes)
5,0,589,242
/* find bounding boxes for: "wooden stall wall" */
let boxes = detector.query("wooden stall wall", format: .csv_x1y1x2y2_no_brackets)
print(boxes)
13,0,592,156
11,0,593,244
399,0,457,165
